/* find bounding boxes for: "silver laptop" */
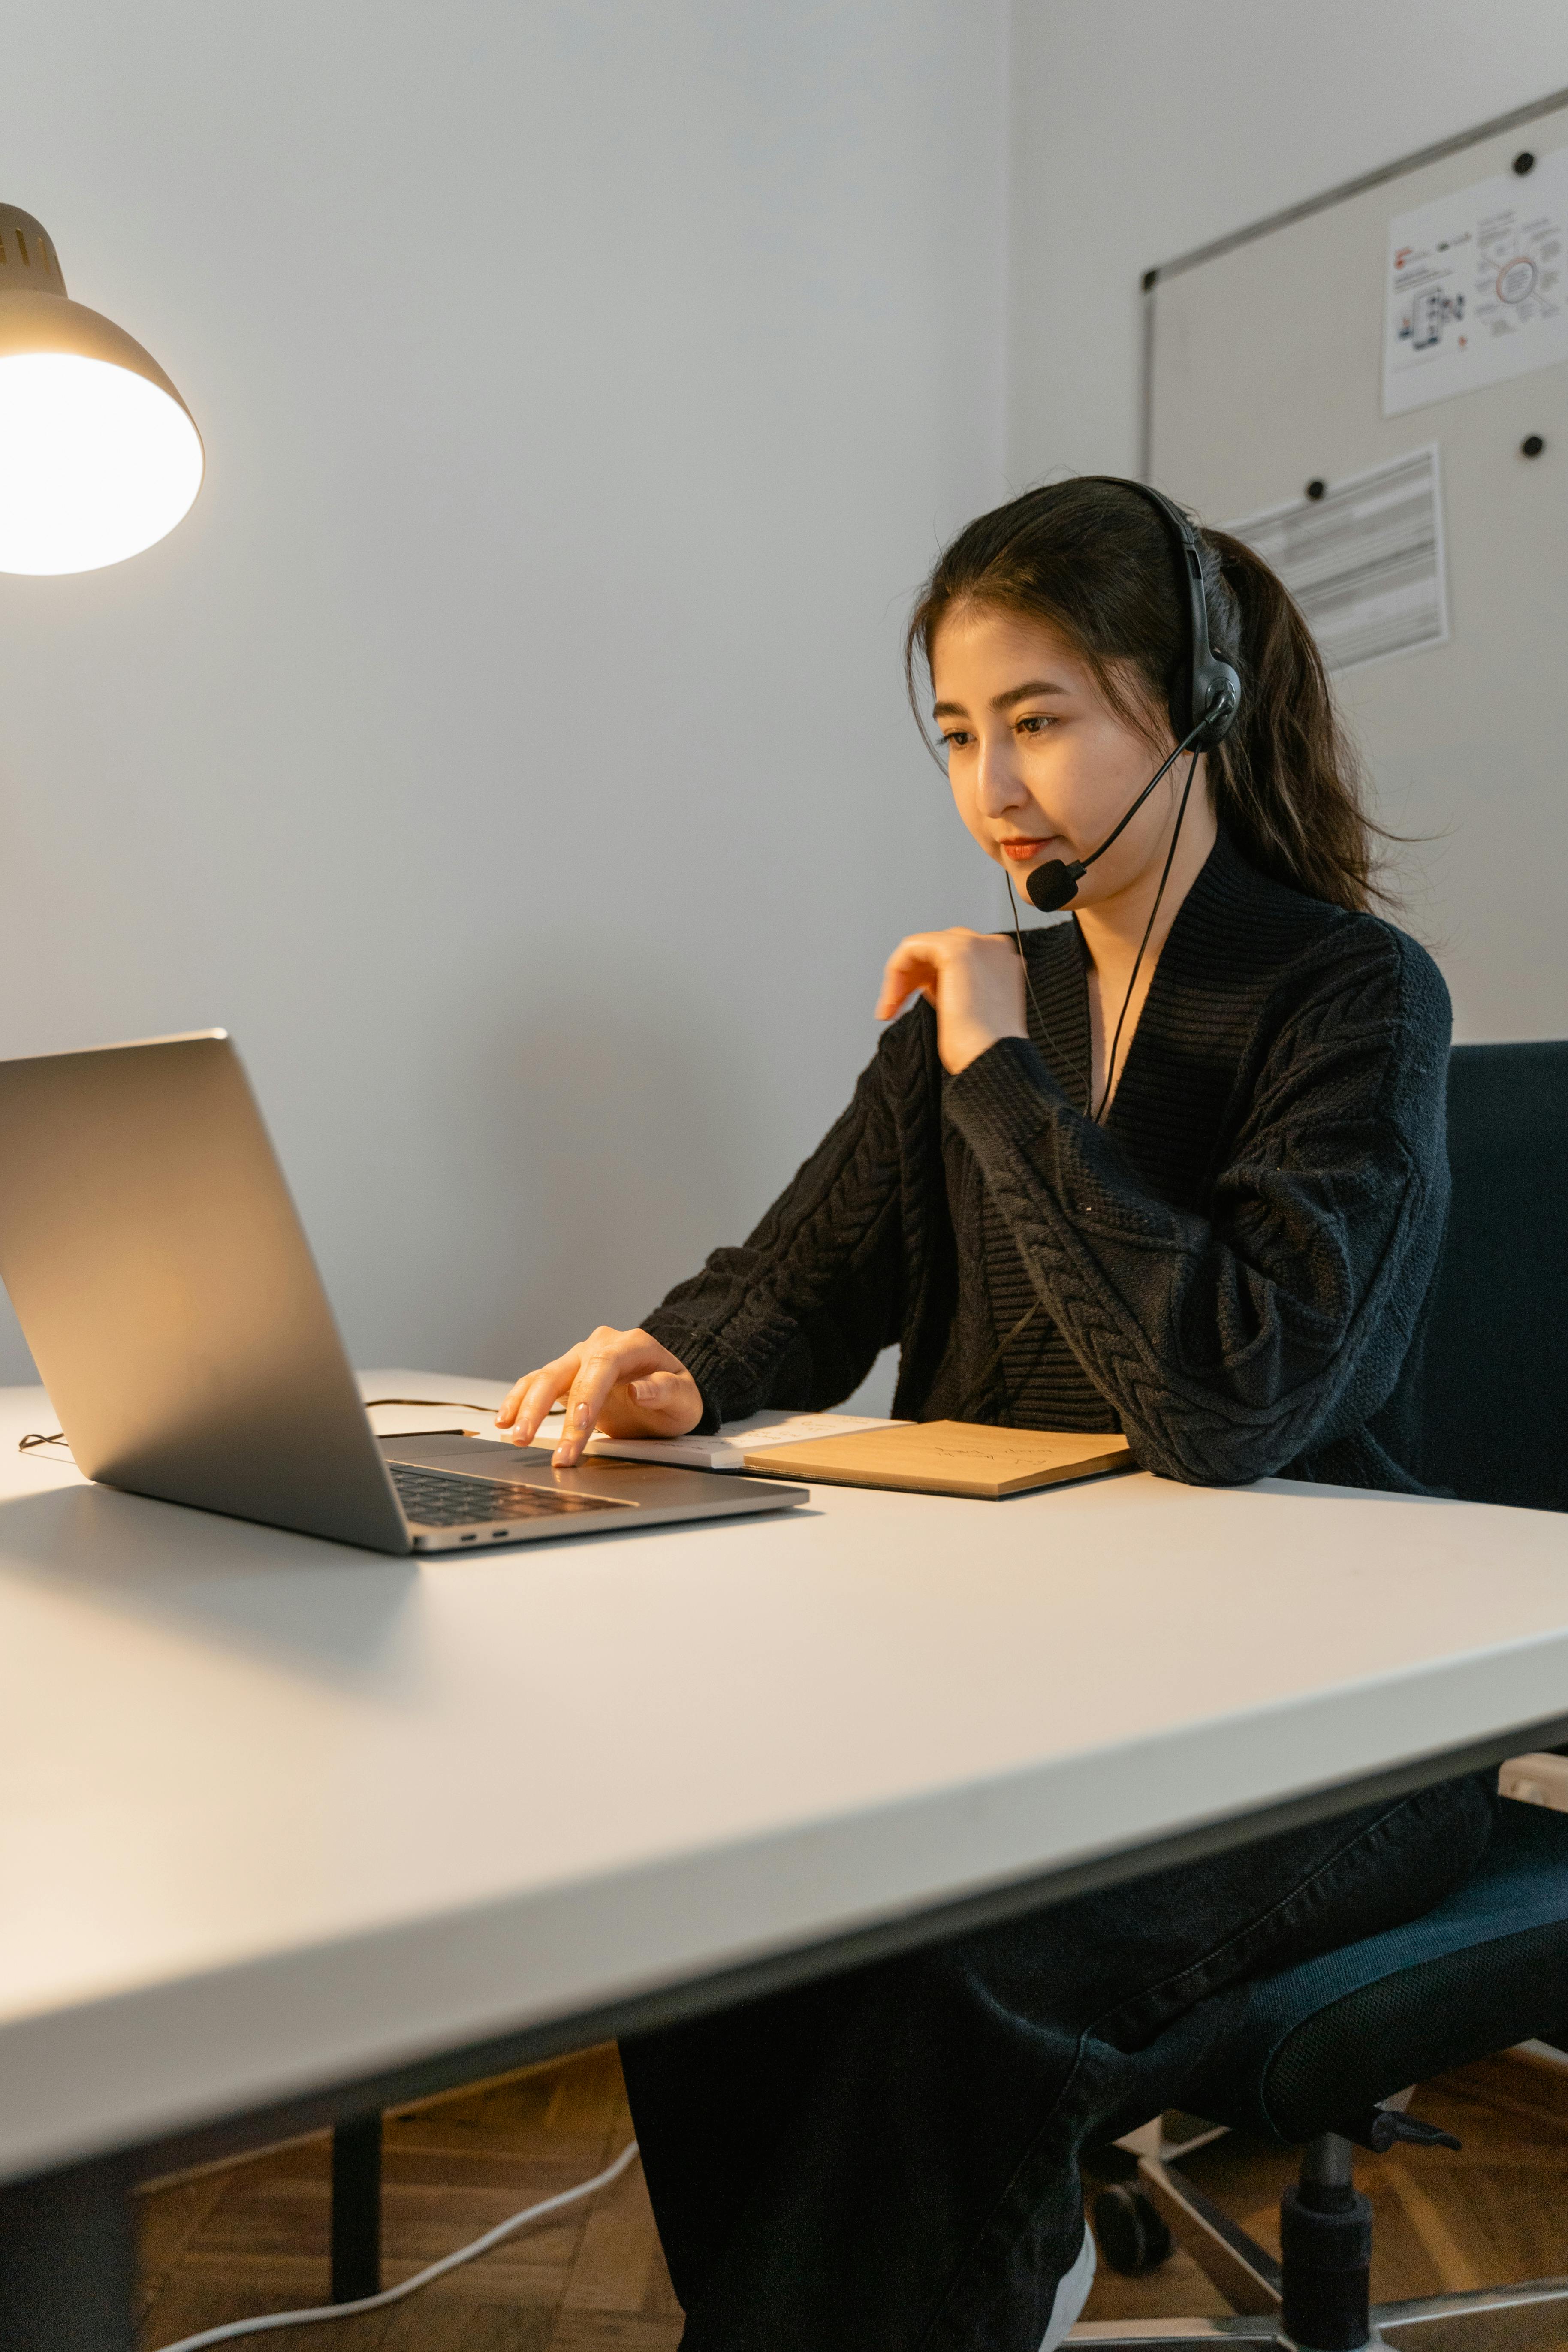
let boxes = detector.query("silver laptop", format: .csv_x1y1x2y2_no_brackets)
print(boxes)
0,1031,808,1553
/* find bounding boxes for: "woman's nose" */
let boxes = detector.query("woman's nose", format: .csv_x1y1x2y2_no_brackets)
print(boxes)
974,734,1026,815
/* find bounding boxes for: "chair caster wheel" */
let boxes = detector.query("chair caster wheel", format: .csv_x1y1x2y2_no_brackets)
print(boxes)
1092,2184,1173,2275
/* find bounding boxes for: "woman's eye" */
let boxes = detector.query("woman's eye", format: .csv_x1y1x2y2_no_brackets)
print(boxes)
941,728,974,749
1016,713,1056,735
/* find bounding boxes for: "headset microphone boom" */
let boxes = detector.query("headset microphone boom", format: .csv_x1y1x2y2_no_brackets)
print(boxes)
1024,479,1241,913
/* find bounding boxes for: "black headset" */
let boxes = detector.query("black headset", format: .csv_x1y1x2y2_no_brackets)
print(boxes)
1024,478,1241,913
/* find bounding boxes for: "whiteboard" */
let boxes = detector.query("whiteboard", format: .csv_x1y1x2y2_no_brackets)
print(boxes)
1146,91,1568,1042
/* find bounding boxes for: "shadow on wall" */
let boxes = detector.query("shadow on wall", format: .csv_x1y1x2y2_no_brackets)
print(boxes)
458,985,903,1417
453,985,770,1379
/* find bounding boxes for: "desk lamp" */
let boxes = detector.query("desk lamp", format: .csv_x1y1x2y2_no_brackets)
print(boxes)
0,202,202,573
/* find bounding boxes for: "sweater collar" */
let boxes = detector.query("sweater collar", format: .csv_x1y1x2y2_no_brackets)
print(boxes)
1016,828,1323,1134
1074,823,1319,1003
1089,825,1339,1188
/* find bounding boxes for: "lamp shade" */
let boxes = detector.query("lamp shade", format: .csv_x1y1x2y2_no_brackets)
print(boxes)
0,205,204,575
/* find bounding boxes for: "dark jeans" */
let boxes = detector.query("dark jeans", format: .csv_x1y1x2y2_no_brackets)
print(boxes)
620,1773,1496,2352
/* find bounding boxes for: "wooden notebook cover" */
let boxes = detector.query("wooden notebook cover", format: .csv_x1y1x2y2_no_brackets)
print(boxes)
739,1420,1133,1500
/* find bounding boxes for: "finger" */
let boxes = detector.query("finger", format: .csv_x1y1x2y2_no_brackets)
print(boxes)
875,926,995,1020
606,1369,702,1433
876,937,942,1021
494,1372,533,1429
876,966,938,1022
552,1340,633,1468
506,1356,579,1446
591,1342,706,1440
514,1374,568,1446
497,1362,570,1431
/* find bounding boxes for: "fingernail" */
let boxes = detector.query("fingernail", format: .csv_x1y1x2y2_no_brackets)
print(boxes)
629,1380,651,1402
573,1402,590,1424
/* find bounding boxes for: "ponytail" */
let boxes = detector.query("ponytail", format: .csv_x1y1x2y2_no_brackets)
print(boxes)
1203,530,1380,911
907,481,1386,914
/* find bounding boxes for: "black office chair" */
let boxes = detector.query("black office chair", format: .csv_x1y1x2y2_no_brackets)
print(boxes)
1071,1042,1568,2351
1415,1040,1568,1514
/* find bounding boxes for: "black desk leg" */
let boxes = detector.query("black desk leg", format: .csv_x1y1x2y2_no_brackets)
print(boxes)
330,2114,382,2302
0,2155,136,2352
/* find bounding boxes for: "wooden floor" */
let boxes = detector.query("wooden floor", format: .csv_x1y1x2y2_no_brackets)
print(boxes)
139,2048,681,2352
137,2045,1568,2350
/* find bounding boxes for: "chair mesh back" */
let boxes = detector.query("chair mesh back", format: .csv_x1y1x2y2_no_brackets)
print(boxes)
1420,1042,1568,1511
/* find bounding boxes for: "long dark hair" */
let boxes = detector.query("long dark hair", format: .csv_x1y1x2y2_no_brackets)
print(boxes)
906,478,1384,913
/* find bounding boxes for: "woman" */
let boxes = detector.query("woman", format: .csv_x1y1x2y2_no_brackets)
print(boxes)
495,479,1494,2351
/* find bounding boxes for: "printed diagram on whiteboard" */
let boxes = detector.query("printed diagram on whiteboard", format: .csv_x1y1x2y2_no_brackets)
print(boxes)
1224,449,1448,675
1385,146,1568,414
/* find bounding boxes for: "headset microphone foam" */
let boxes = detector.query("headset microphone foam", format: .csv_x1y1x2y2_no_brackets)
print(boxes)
1025,852,1092,915
1025,481,1240,915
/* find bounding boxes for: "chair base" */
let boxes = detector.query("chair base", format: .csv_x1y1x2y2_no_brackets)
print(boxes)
1069,2274,1568,2346
1073,2111,1568,2351
1131,2144,1280,2318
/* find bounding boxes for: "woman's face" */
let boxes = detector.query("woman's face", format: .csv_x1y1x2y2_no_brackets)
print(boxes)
930,602,1204,911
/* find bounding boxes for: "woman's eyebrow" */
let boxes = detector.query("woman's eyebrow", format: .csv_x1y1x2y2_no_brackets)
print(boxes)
931,680,1071,720
993,679,1071,710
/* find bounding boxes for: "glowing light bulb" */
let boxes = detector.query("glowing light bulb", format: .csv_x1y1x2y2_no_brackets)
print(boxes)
0,205,204,576
0,353,203,575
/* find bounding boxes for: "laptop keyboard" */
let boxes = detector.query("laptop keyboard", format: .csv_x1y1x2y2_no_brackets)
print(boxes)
390,1463,632,1527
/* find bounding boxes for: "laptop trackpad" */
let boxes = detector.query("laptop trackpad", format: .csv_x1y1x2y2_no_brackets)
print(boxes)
380,1432,557,1474
378,1431,697,1488
378,1432,757,1509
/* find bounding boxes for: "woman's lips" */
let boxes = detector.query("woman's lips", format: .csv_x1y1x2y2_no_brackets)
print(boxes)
998,838,1050,862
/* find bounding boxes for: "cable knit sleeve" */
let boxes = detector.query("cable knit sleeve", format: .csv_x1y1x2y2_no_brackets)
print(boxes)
941,926,1452,1486
640,1019,917,1429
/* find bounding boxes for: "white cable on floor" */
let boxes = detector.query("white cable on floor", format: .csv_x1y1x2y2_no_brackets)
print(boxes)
152,2138,641,2352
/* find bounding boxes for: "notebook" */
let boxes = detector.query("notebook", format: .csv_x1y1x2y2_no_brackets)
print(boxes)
737,1419,1134,1500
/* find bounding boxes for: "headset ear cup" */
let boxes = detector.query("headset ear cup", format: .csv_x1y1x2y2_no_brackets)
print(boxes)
1192,660,1241,748
1080,474,1236,755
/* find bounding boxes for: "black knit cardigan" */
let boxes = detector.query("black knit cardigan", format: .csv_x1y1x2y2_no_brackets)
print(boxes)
643,830,1452,1491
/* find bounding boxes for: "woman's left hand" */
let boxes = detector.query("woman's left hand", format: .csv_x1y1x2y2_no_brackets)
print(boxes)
875,929,1027,1074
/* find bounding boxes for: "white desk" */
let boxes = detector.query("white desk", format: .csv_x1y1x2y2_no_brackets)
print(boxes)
2,1370,1566,2347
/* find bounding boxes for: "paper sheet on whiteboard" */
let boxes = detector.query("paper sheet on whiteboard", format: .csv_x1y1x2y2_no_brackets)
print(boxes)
1385,148,1568,415
1223,448,1447,675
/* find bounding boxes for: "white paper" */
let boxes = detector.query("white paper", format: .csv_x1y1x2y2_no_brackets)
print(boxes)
1385,148,1568,415
533,1406,905,1473
1224,447,1447,675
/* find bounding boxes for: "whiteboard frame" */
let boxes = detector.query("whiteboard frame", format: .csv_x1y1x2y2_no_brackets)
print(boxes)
1138,82,1568,480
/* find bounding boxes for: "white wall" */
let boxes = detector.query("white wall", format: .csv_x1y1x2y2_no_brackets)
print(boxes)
0,2,1009,1391
1008,0,1568,483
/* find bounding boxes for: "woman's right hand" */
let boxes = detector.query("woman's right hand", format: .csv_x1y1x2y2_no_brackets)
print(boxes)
495,1326,704,1468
